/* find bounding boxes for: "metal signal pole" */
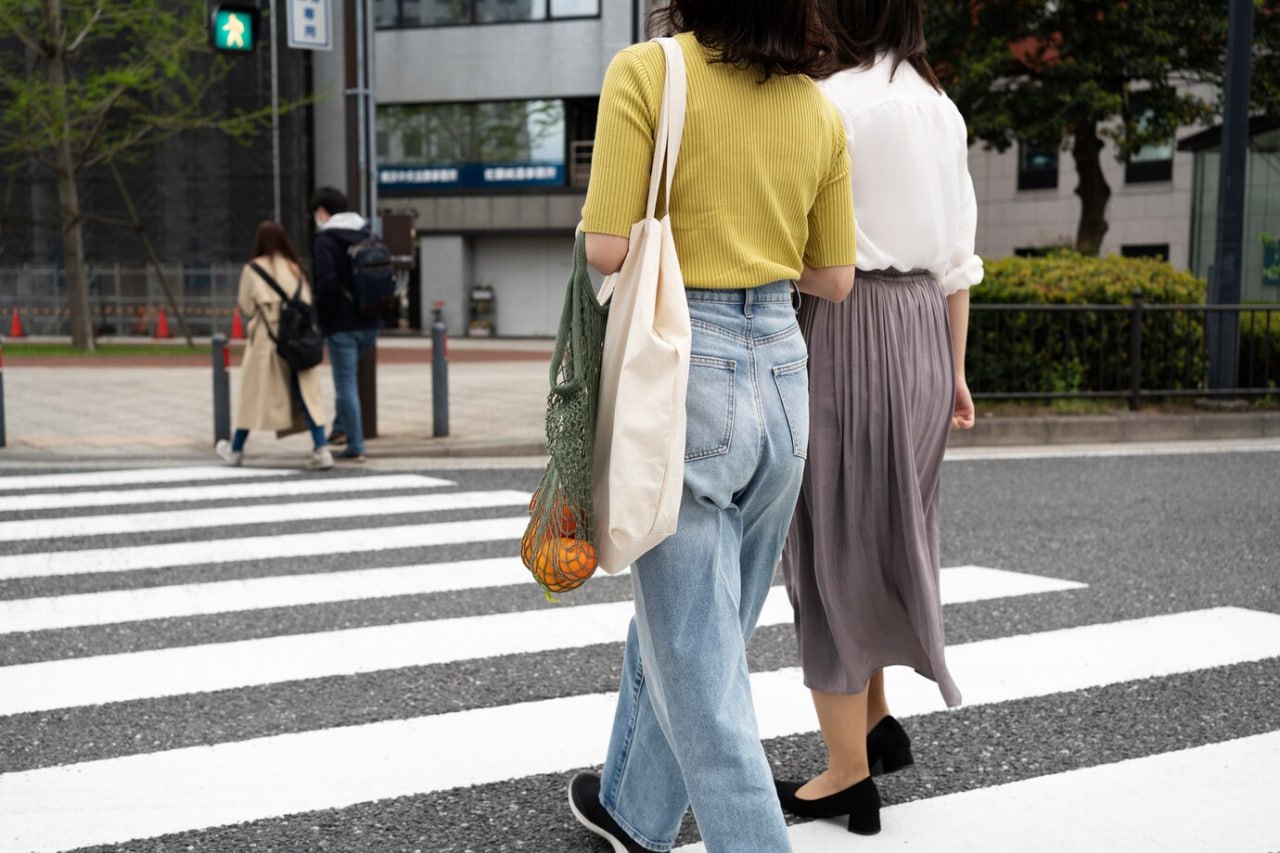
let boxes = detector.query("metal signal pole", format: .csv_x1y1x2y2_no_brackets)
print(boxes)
1206,0,1255,394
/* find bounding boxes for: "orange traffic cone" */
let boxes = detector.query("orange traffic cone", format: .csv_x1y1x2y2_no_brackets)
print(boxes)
154,306,172,339
230,306,246,340
7,309,25,338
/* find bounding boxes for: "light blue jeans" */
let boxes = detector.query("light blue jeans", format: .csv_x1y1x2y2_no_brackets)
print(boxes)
599,281,809,853
327,329,377,455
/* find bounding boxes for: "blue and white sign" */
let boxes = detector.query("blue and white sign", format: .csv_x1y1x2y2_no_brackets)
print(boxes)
379,162,565,191
287,0,332,50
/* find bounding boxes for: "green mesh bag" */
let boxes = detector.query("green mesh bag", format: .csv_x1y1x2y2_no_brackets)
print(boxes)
522,232,609,599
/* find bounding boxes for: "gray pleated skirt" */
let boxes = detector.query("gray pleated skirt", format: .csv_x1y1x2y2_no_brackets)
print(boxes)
782,268,961,707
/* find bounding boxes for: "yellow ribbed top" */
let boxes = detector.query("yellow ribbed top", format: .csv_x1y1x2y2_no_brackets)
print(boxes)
582,33,855,289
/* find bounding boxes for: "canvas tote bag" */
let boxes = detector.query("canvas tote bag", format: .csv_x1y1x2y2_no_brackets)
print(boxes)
592,37,692,574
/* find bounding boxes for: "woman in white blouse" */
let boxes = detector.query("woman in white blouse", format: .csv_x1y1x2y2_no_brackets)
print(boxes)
776,0,981,835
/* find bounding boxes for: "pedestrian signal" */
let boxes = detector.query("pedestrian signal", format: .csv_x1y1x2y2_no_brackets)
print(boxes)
211,4,259,52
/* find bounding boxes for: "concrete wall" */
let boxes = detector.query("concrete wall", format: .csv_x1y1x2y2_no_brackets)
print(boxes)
418,235,471,334
374,11,632,105
970,140,1195,268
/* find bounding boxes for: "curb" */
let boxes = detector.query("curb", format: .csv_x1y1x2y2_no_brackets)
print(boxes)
946,412,1280,447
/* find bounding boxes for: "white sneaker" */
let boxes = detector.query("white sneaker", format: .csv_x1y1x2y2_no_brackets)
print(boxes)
308,447,335,470
215,439,243,467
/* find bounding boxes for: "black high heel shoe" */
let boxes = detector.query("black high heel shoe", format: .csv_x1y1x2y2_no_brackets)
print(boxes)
774,776,881,835
867,715,915,777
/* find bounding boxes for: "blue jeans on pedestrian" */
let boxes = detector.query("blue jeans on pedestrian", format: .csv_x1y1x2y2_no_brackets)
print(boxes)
598,281,809,853
327,329,377,455
231,373,327,452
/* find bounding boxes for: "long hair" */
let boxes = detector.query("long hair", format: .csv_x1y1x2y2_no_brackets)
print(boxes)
251,220,303,268
647,0,838,81
826,0,941,91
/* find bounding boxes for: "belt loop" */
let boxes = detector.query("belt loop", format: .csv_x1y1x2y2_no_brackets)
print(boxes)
790,282,802,313
743,286,753,319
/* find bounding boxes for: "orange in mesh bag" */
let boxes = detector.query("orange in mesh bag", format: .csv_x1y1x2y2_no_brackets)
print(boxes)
522,488,597,597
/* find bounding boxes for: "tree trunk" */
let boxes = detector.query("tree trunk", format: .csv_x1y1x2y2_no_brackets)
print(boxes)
1071,121,1111,256
46,0,94,350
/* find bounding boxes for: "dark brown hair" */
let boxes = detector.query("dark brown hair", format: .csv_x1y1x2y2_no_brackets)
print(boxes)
647,0,838,81
826,0,941,91
251,220,303,269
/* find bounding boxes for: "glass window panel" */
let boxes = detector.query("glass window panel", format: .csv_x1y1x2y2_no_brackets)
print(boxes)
401,0,470,26
474,100,564,164
549,0,598,16
374,0,401,28
475,0,546,23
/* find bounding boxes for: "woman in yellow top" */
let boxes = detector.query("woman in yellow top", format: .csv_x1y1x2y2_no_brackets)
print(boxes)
566,3,856,851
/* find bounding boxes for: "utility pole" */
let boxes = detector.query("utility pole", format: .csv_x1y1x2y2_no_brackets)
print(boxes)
343,0,375,227
269,0,281,221
1206,0,1255,394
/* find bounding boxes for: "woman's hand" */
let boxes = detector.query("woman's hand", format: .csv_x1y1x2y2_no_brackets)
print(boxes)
952,377,975,430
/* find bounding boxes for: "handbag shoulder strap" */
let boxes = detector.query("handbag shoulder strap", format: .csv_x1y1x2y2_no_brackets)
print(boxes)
249,261,289,302
644,36,688,221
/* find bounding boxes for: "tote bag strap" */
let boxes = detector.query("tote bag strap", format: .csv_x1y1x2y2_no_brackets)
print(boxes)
644,36,688,221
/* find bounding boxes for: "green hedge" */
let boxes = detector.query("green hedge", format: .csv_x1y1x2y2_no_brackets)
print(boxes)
967,253,1210,396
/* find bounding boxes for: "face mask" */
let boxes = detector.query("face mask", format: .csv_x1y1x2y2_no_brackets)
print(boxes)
314,216,325,229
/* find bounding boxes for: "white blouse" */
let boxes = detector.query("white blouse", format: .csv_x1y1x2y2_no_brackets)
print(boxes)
818,54,983,295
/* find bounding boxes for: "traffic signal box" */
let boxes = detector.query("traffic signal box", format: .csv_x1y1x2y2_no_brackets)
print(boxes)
211,4,260,53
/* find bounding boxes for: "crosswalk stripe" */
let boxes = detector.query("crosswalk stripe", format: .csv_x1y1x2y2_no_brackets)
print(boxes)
0,568,1082,711
0,516,530,581
0,466,295,492
0,558,538,633
0,564,1078,636
1,607,1275,852
0,474,455,513
0,490,533,542
673,732,1280,852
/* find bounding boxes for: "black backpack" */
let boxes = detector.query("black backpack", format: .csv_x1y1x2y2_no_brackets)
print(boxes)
346,235,397,316
250,262,325,371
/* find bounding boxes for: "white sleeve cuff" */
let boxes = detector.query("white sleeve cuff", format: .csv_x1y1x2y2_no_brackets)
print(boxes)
941,255,984,296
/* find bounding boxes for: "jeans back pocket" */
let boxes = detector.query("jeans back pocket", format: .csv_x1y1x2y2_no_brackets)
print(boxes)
772,357,809,459
685,355,736,461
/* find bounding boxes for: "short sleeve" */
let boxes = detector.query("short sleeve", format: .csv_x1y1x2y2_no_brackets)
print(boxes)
940,106,983,295
581,47,662,238
803,118,856,269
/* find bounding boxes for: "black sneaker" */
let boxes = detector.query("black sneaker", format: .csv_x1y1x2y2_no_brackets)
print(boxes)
567,772,651,853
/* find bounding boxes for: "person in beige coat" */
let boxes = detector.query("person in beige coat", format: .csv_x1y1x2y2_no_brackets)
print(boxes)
215,221,334,470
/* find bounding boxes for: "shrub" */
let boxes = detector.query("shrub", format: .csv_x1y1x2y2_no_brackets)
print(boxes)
967,253,1209,396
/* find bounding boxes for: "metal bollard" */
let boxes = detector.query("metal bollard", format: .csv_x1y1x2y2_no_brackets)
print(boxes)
431,302,449,437
0,339,7,448
212,334,231,445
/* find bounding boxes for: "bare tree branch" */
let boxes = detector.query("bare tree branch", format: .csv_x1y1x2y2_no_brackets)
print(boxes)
0,7,44,56
66,0,105,54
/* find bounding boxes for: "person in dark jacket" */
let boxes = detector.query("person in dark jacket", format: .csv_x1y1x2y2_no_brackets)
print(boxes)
310,186,381,462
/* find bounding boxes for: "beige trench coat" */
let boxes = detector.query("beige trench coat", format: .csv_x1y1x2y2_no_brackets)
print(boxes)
235,255,326,435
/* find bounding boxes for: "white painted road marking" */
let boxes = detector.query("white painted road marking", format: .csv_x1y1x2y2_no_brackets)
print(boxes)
1,608,1275,852
0,516,530,581
0,466,295,492
0,474,454,512
676,732,1280,852
0,564,1078,635
0,490,532,542
0,568,1082,711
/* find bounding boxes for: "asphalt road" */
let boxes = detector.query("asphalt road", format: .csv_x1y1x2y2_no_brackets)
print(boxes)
0,445,1277,853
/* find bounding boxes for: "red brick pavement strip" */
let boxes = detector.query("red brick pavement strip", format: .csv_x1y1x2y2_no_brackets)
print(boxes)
2,349,552,368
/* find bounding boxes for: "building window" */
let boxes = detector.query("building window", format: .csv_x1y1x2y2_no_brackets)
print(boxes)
376,0,599,28
1018,143,1059,191
1121,244,1170,261
378,99,568,191
1125,94,1174,184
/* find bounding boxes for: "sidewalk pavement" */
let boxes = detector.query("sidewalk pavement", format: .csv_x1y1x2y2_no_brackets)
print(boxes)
1,336,1278,465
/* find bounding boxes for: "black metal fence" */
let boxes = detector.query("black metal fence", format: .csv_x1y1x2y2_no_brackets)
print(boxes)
968,292,1280,410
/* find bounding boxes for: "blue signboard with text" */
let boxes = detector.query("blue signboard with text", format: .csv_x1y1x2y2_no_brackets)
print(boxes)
379,162,564,191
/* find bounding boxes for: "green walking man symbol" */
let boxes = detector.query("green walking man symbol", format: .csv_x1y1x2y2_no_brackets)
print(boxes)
221,13,246,48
